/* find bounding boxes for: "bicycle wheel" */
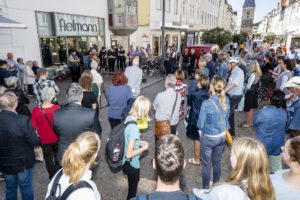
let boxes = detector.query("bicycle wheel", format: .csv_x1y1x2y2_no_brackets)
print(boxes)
141,65,151,77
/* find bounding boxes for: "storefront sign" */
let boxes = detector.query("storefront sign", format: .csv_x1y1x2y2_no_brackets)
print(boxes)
54,13,100,36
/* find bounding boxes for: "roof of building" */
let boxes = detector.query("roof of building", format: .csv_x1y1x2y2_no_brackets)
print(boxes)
243,0,256,8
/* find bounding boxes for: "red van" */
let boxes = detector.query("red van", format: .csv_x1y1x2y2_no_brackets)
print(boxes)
186,44,219,57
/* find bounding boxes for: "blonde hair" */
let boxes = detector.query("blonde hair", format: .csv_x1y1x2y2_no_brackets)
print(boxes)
175,69,185,80
62,131,100,184
211,76,226,109
227,137,275,200
198,59,207,69
250,61,262,77
79,70,93,91
129,96,151,120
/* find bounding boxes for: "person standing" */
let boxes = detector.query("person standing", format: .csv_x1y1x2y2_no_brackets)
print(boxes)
125,56,142,98
123,96,150,200
16,58,25,90
115,45,121,70
33,68,60,106
90,61,103,100
286,46,300,60
197,76,229,189
181,48,190,74
0,92,40,200
189,48,198,79
23,60,36,96
225,57,244,137
68,49,81,82
119,46,126,71
32,61,40,76
53,83,102,164
0,60,9,86
186,74,209,165
232,42,238,55
205,53,216,80
6,53,17,76
276,59,293,94
256,46,266,68
99,46,107,75
217,53,228,80
31,87,60,179
107,48,116,74
175,69,188,121
153,74,182,135
169,46,178,74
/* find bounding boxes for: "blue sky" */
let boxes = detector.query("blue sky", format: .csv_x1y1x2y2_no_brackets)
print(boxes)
227,0,278,24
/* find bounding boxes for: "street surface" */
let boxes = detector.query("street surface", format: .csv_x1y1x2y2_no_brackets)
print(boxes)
0,74,256,200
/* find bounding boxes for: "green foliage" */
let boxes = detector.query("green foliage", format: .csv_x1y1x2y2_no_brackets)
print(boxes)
232,33,247,44
201,27,232,49
263,33,277,43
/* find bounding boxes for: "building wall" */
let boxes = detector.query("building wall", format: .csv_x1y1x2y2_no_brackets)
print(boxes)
0,0,110,64
241,7,255,34
138,0,150,26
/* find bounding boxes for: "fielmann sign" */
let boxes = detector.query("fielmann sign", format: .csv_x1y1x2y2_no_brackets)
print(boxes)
54,13,100,36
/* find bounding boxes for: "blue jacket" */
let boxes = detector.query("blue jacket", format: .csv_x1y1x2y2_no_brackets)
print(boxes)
217,61,228,80
253,106,287,155
287,99,300,130
187,88,209,126
206,60,216,79
197,95,230,135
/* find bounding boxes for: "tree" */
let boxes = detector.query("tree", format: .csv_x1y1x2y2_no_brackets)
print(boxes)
201,27,232,49
263,33,277,44
232,33,247,44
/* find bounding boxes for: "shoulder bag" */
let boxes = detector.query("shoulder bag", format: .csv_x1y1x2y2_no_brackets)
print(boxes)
209,99,233,146
155,92,178,138
40,106,59,138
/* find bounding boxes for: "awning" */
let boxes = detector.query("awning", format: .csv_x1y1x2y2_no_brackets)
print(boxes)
0,16,27,29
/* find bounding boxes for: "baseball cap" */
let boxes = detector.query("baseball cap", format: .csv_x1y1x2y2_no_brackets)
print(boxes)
37,68,47,76
284,77,300,89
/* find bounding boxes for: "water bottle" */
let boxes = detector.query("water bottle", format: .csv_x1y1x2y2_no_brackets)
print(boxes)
112,143,120,162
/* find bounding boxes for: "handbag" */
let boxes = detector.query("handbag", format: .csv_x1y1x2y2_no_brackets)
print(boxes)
209,99,233,146
155,92,178,138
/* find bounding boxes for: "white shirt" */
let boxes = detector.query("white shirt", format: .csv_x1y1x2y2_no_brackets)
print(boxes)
45,170,101,200
23,66,35,84
125,65,142,97
91,69,103,95
233,43,238,48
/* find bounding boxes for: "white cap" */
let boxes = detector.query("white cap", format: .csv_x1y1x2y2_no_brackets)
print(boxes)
284,77,300,89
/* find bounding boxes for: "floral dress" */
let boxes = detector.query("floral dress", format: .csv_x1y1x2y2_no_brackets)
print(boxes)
175,80,187,120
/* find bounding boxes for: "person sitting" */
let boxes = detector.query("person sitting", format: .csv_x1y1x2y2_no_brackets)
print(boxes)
31,87,61,180
33,68,60,106
0,92,40,200
193,137,275,200
53,83,102,164
5,76,31,116
45,132,101,200
132,135,199,200
271,136,300,200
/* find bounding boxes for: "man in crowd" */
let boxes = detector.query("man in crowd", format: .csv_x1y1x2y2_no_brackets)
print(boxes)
225,57,245,137
256,45,265,68
6,53,17,76
286,46,300,60
0,60,9,86
132,135,198,200
16,58,25,90
53,83,102,164
125,56,142,97
0,92,40,200
169,46,178,74
205,53,216,80
33,68,60,106
68,49,81,82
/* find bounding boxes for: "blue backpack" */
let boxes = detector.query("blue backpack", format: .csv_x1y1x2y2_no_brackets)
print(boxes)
135,194,200,200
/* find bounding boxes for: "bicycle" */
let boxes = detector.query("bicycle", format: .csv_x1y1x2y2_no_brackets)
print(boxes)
141,57,166,78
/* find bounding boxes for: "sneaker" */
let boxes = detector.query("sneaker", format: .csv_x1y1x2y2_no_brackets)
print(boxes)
192,188,204,198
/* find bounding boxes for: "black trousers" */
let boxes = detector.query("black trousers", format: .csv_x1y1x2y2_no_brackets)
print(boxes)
69,67,80,82
109,118,122,130
123,161,140,200
27,84,33,95
108,59,115,73
120,58,126,71
228,95,242,137
116,58,121,70
41,142,59,180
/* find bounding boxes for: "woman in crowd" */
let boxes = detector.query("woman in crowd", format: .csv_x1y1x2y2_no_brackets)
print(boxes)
198,59,209,77
79,70,99,117
123,96,150,200
186,72,209,165
216,53,228,80
5,76,31,116
193,137,275,200
107,71,133,129
242,61,262,128
253,90,287,173
175,69,187,120
31,87,61,179
276,59,293,93
45,131,101,200
23,60,36,96
90,60,103,100
197,76,229,189
271,136,300,200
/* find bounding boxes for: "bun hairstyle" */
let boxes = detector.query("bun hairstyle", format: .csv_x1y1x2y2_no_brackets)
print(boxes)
62,132,100,184
211,76,226,109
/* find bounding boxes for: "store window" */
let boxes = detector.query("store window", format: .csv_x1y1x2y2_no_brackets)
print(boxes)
36,12,53,36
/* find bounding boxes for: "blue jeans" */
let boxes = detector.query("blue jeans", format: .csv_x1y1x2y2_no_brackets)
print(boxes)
4,168,34,200
200,134,225,189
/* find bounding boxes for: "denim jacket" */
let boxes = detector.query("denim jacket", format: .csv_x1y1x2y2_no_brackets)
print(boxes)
287,99,300,130
217,61,228,80
253,106,287,155
197,95,230,135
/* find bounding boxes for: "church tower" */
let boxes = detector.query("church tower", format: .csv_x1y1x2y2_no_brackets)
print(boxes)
240,0,256,35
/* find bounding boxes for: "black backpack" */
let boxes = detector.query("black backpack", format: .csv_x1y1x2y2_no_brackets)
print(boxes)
46,170,93,200
105,121,137,173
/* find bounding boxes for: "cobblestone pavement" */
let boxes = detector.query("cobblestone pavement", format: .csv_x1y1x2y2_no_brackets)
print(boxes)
0,75,256,200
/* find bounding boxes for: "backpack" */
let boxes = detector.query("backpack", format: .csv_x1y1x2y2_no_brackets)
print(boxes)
136,194,199,200
46,170,93,200
105,121,137,173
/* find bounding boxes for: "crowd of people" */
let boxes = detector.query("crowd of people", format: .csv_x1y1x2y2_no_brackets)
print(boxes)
0,40,300,200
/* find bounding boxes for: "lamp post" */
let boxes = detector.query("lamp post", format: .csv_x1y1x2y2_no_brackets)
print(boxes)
161,0,166,71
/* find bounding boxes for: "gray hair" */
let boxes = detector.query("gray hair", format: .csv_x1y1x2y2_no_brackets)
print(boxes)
41,87,56,102
205,53,212,59
66,83,83,103
0,86,6,96
165,74,177,88
25,60,33,66
32,61,38,66
0,92,18,110
5,76,19,89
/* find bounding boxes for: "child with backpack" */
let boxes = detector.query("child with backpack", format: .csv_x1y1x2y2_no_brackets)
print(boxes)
122,96,151,200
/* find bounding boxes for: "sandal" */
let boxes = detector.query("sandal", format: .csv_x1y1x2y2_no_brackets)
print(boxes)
188,158,200,166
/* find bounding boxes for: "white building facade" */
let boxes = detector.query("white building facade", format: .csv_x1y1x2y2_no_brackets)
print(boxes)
0,0,110,66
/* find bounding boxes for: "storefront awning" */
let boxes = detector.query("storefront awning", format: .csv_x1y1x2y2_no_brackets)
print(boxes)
0,16,27,29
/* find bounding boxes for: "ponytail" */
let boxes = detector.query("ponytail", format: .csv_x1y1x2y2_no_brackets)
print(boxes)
219,89,226,110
